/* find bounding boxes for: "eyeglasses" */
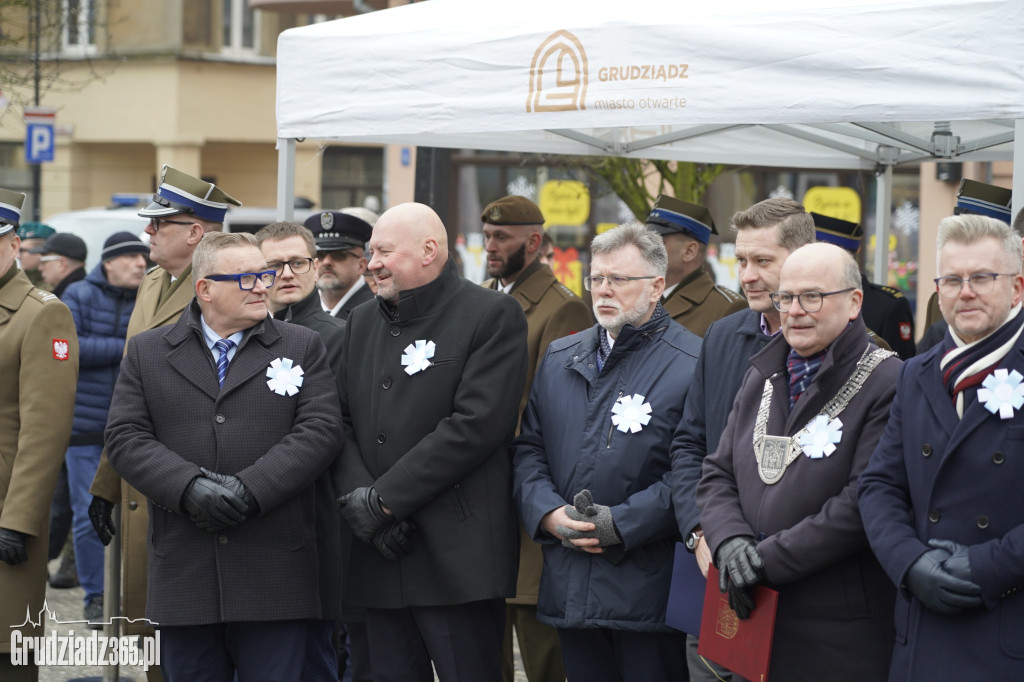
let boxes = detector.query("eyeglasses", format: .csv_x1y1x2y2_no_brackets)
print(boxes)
204,270,276,290
583,275,656,291
770,288,855,313
317,249,356,261
38,255,63,263
148,217,194,232
266,258,314,275
934,273,1017,297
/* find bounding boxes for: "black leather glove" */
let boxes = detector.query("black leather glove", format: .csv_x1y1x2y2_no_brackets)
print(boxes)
0,528,28,566
929,538,973,582
561,490,622,547
88,496,117,546
200,468,259,517
181,476,248,533
338,486,391,543
716,535,765,593
373,520,417,561
906,546,982,614
725,575,755,620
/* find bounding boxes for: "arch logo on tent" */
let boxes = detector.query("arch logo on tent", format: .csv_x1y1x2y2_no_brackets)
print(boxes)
527,30,589,113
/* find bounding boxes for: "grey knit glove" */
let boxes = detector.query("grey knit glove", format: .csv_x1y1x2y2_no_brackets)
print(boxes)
558,490,622,548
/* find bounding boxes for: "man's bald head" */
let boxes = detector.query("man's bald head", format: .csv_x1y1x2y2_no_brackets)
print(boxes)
367,202,450,304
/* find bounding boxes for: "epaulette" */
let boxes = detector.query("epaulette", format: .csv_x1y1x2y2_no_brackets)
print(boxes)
873,284,904,299
715,285,745,302
29,288,61,304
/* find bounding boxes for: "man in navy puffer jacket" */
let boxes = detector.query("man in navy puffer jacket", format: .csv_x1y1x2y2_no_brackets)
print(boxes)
62,231,148,625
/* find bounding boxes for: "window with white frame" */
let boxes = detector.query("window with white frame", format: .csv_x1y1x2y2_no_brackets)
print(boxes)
223,0,260,55
62,0,97,54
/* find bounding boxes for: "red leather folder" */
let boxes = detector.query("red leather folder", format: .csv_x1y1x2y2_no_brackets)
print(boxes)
697,565,779,682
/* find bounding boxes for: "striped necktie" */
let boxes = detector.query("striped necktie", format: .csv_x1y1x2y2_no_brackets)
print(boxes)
214,339,236,388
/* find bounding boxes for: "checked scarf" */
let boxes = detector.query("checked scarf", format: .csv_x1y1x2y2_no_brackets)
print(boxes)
787,348,828,410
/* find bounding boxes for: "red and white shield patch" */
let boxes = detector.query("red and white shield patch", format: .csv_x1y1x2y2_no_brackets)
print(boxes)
899,322,912,341
52,338,70,361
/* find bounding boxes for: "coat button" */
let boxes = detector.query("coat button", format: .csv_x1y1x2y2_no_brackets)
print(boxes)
977,516,990,529
927,510,940,523
215,414,226,424
390,326,400,337
218,534,228,545
377,433,386,444
921,444,932,457
128,500,138,511
993,451,1005,464
382,377,392,389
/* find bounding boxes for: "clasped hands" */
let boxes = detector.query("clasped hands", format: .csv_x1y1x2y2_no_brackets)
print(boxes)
181,467,259,533
337,486,417,562
906,539,981,614
544,490,622,554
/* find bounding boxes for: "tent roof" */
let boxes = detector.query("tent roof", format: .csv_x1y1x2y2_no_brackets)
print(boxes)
276,0,1024,169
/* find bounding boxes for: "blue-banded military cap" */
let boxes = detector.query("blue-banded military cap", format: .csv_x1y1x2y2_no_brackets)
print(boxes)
0,188,27,236
303,211,373,251
645,195,716,245
954,179,1012,223
139,165,241,224
17,221,55,241
812,213,863,253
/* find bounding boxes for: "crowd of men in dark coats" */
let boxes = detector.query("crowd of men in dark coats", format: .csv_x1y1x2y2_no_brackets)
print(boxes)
2,165,1023,682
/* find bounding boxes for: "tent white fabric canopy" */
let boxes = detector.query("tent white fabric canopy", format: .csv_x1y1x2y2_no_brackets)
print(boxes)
274,0,1024,277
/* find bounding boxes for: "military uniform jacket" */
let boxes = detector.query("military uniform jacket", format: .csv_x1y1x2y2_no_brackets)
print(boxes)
858,335,1024,679
105,303,343,626
484,259,593,605
861,274,916,360
89,265,197,634
0,269,78,653
662,268,746,338
698,317,899,681
338,259,528,608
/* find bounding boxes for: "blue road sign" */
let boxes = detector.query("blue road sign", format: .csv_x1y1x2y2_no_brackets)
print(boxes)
26,123,55,163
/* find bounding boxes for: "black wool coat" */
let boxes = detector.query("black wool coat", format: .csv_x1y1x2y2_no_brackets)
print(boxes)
338,258,528,608
106,301,343,626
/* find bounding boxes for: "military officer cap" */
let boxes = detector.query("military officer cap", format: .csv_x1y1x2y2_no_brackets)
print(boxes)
954,179,1012,223
646,194,717,245
303,211,373,252
481,195,545,226
29,232,88,262
0,188,27,237
812,213,863,253
16,221,56,241
138,164,241,224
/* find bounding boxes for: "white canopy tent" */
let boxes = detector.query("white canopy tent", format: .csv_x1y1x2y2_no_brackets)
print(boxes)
274,0,1024,280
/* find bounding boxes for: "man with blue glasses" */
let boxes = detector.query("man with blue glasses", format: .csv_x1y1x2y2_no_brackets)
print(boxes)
88,165,240,682
106,231,342,682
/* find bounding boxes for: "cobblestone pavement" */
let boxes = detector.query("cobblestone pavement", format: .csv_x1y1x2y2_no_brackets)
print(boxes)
35,559,529,681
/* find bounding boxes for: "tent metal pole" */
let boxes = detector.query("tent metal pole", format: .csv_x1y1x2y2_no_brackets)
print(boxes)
1014,120,1024,223
873,163,893,286
277,137,297,222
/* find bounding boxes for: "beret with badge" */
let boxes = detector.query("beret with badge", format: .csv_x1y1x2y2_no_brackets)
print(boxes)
139,164,241,224
645,194,717,245
481,195,545,226
17,221,56,242
303,211,373,252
